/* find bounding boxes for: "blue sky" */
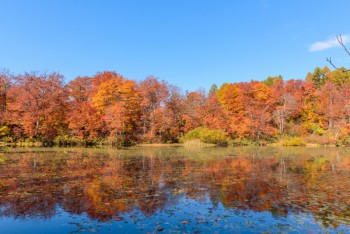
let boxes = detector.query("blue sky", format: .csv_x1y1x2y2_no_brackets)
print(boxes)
0,0,349,91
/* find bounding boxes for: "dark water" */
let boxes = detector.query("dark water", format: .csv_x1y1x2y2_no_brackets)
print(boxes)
0,146,350,233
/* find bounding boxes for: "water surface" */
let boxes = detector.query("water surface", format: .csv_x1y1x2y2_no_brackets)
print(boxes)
0,146,350,233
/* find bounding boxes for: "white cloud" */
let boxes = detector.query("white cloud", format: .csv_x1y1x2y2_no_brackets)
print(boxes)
309,35,350,52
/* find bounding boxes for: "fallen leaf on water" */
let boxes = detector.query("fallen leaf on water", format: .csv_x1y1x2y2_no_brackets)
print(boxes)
114,217,124,221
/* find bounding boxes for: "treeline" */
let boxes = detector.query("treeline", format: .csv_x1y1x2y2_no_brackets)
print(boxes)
1,66,350,146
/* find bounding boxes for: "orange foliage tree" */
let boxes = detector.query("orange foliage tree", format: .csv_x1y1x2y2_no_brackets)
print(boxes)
2,64,350,145
92,72,141,145
241,81,277,140
217,83,248,138
7,72,67,141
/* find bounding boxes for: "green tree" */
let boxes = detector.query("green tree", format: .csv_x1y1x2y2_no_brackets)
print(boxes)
264,75,283,87
306,66,331,88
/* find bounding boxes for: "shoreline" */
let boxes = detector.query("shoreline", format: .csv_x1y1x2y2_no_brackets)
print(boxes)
0,141,345,148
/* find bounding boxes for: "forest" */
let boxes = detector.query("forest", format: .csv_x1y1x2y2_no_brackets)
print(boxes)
1,66,350,146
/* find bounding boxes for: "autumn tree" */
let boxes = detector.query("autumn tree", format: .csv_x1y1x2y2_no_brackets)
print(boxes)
0,70,12,140
318,81,343,130
138,76,169,142
242,81,277,140
217,83,248,138
0,69,12,115
306,66,331,88
340,84,350,124
328,68,350,86
66,76,104,141
301,81,322,134
201,90,228,132
182,90,206,132
92,72,141,145
271,79,302,134
7,72,67,141
162,85,185,142
209,84,218,93
264,75,283,87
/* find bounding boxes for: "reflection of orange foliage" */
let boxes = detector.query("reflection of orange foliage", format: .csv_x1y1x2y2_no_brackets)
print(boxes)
85,180,129,220
339,158,350,170
1,149,350,228
228,158,252,173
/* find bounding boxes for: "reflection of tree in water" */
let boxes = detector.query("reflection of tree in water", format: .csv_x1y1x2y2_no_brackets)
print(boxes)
0,147,349,227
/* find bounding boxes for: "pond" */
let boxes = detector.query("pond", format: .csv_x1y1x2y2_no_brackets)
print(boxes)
0,146,350,233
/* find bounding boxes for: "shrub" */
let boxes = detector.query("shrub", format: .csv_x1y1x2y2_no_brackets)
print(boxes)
304,133,333,145
228,138,254,146
341,137,350,146
0,126,10,138
180,127,228,146
281,136,306,146
0,156,5,164
308,123,326,135
54,135,86,146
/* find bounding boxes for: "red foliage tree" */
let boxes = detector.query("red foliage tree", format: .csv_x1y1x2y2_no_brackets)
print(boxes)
182,90,206,132
271,79,302,134
7,72,67,140
138,76,169,142
241,81,277,140
66,76,104,140
162,85,185,142
201,91,228,132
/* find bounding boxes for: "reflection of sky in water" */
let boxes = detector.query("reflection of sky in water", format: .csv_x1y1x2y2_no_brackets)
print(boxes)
1,147,350,233
1,197,349,233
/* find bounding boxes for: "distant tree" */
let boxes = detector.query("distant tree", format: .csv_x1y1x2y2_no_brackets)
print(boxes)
209,84,218,94
328,68,350,86
305,66,331,88
264,75,283,87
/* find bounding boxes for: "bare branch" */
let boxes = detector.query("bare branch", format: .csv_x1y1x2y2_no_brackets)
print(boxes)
336,35,350,56
326,57,337,69
326,57,350,72
326,35,350,72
